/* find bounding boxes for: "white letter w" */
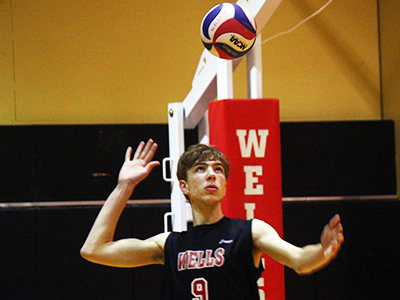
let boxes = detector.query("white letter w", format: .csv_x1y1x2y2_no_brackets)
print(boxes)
236,129,269,158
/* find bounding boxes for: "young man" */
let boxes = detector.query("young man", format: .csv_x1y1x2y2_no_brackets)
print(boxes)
81,139,344,299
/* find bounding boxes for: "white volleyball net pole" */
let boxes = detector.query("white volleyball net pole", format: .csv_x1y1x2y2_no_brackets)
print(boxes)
163,0,282,232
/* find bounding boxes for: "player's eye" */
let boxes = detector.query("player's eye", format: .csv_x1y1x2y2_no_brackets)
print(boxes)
195,166,205,172
215,166,224,173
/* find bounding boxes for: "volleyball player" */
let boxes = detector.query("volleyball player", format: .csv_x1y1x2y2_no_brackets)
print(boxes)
81,139,344,299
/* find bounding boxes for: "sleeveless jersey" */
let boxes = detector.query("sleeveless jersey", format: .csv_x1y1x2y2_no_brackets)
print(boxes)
160,217,264,300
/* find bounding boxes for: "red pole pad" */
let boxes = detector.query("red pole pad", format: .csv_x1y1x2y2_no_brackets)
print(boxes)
209,99,285,300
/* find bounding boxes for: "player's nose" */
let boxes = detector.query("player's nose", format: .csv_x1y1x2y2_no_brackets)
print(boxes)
207,167,217,179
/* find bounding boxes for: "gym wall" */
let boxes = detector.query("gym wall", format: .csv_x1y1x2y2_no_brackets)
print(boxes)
0,0,382,125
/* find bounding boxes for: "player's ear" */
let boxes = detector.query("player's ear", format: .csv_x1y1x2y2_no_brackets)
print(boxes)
179,180,189,195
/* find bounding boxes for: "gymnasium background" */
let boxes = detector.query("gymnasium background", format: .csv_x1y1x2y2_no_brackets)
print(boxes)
1,0,399,299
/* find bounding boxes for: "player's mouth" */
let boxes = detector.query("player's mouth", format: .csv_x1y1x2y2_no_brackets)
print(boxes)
205,184,218,191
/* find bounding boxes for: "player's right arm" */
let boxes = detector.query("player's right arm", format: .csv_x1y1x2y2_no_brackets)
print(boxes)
81,229,169,268
80,139,168,268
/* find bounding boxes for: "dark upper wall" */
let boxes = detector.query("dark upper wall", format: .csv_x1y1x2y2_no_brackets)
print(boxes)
0,121,396,203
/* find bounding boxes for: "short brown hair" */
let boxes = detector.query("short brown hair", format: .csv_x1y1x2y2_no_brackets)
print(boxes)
177,144,230,181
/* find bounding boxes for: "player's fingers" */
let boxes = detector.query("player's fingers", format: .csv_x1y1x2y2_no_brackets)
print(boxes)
125,146,133,161
145,161,161,173
139,139,154,159
133,141,146,159
337,232,345,244
329,214,341,229
334,237,342,251
335,223,343,234
143,142,158,162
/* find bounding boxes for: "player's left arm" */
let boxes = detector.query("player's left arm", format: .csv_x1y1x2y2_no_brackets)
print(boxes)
252,214,344,275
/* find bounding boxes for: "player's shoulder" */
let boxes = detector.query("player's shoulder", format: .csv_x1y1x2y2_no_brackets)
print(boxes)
252,218,279,233
251,218,280,239
146,231,171,251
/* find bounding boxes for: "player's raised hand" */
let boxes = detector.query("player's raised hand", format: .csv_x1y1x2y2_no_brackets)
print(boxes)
320,214,344,259
118,139,160,185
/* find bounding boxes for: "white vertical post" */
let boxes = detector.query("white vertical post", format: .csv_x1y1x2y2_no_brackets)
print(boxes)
198,110,209,145
166,102,188,232
246,34,263,99
217,59,234,100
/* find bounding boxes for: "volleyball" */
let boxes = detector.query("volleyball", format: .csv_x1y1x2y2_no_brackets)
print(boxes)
200,3,257,60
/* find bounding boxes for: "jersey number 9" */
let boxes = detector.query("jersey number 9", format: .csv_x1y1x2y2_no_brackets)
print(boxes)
191,278,209,300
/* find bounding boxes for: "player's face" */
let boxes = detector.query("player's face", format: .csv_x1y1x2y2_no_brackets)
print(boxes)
180,160,227,205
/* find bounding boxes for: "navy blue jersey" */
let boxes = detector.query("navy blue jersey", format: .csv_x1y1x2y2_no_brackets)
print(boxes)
160,217,264,300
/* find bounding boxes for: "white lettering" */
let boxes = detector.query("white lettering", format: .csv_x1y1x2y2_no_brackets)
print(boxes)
244,203,256,220
244,166,263,195
236,129,269,158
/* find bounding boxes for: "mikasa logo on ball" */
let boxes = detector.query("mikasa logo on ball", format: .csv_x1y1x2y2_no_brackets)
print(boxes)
229,34,248,50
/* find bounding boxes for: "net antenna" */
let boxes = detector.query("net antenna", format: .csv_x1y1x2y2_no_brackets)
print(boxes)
163,0,283,232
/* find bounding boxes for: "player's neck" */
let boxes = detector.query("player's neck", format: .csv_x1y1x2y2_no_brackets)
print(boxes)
191,203,224,227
